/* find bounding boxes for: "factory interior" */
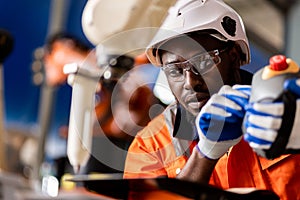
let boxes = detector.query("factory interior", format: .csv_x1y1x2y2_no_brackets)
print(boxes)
0,0,300,199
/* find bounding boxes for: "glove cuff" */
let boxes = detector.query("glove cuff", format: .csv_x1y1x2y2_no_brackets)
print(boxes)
194,145,216,160
197,136,242,160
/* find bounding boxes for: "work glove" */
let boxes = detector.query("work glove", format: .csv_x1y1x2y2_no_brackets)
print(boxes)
244,78,300,159
195,85,251,160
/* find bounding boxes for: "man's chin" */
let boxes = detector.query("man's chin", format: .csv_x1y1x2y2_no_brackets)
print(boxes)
183,105,200,122
185,108,197,125
188,109,200,118
186,100,207,117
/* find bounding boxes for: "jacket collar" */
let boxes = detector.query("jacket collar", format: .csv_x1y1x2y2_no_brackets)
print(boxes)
173,104,198,141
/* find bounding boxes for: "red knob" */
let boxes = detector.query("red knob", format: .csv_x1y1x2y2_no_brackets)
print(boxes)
269,55,288,71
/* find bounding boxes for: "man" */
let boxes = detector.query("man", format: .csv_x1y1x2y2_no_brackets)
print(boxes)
123,0,300,199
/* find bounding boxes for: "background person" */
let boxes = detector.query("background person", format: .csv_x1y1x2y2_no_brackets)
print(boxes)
22,32,164,184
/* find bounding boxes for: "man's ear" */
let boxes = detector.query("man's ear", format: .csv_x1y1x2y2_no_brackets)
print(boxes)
229,43,246,67
228,43,243,84
228,43,241,67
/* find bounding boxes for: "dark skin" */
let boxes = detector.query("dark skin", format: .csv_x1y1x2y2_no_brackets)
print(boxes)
160,33,242,183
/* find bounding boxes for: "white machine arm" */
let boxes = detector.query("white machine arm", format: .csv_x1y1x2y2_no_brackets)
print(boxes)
66,0,177,173
82,0,177,47
64,61,102,173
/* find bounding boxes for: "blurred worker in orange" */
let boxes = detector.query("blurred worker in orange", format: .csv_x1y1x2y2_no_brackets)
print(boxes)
42,32,164,179
44,33,92,87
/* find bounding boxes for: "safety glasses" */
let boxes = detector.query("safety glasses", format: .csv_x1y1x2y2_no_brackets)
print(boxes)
161,47,228,82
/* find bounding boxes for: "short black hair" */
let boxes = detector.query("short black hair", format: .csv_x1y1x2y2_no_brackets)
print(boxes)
45,32,91,54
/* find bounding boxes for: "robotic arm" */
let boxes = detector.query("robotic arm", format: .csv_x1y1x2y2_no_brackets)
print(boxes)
64,53,103,173
82,0,176,48
66,0,176,173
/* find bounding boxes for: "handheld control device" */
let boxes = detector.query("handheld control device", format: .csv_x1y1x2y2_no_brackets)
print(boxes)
249,55,300,159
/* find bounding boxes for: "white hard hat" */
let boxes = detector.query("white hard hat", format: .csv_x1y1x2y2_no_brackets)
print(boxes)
146,0,250,66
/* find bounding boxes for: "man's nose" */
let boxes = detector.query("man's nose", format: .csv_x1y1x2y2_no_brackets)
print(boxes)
183,70,203,90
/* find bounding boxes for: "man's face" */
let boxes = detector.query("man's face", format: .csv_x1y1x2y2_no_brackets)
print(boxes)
160,34,237,117
44,41,88,86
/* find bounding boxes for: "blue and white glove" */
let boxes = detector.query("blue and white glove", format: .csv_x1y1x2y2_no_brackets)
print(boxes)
244,78,300,157
195,85,251,160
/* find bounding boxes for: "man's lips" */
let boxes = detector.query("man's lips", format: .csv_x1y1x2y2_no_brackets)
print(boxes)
185,93,210,110
185,93,210,104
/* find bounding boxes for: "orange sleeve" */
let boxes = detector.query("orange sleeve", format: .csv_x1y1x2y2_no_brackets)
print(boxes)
209,155,229,189
123,115,170,179
123,135,168,179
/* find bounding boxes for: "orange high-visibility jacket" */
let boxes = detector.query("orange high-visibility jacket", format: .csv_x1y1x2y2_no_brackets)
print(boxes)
124,103,300,200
